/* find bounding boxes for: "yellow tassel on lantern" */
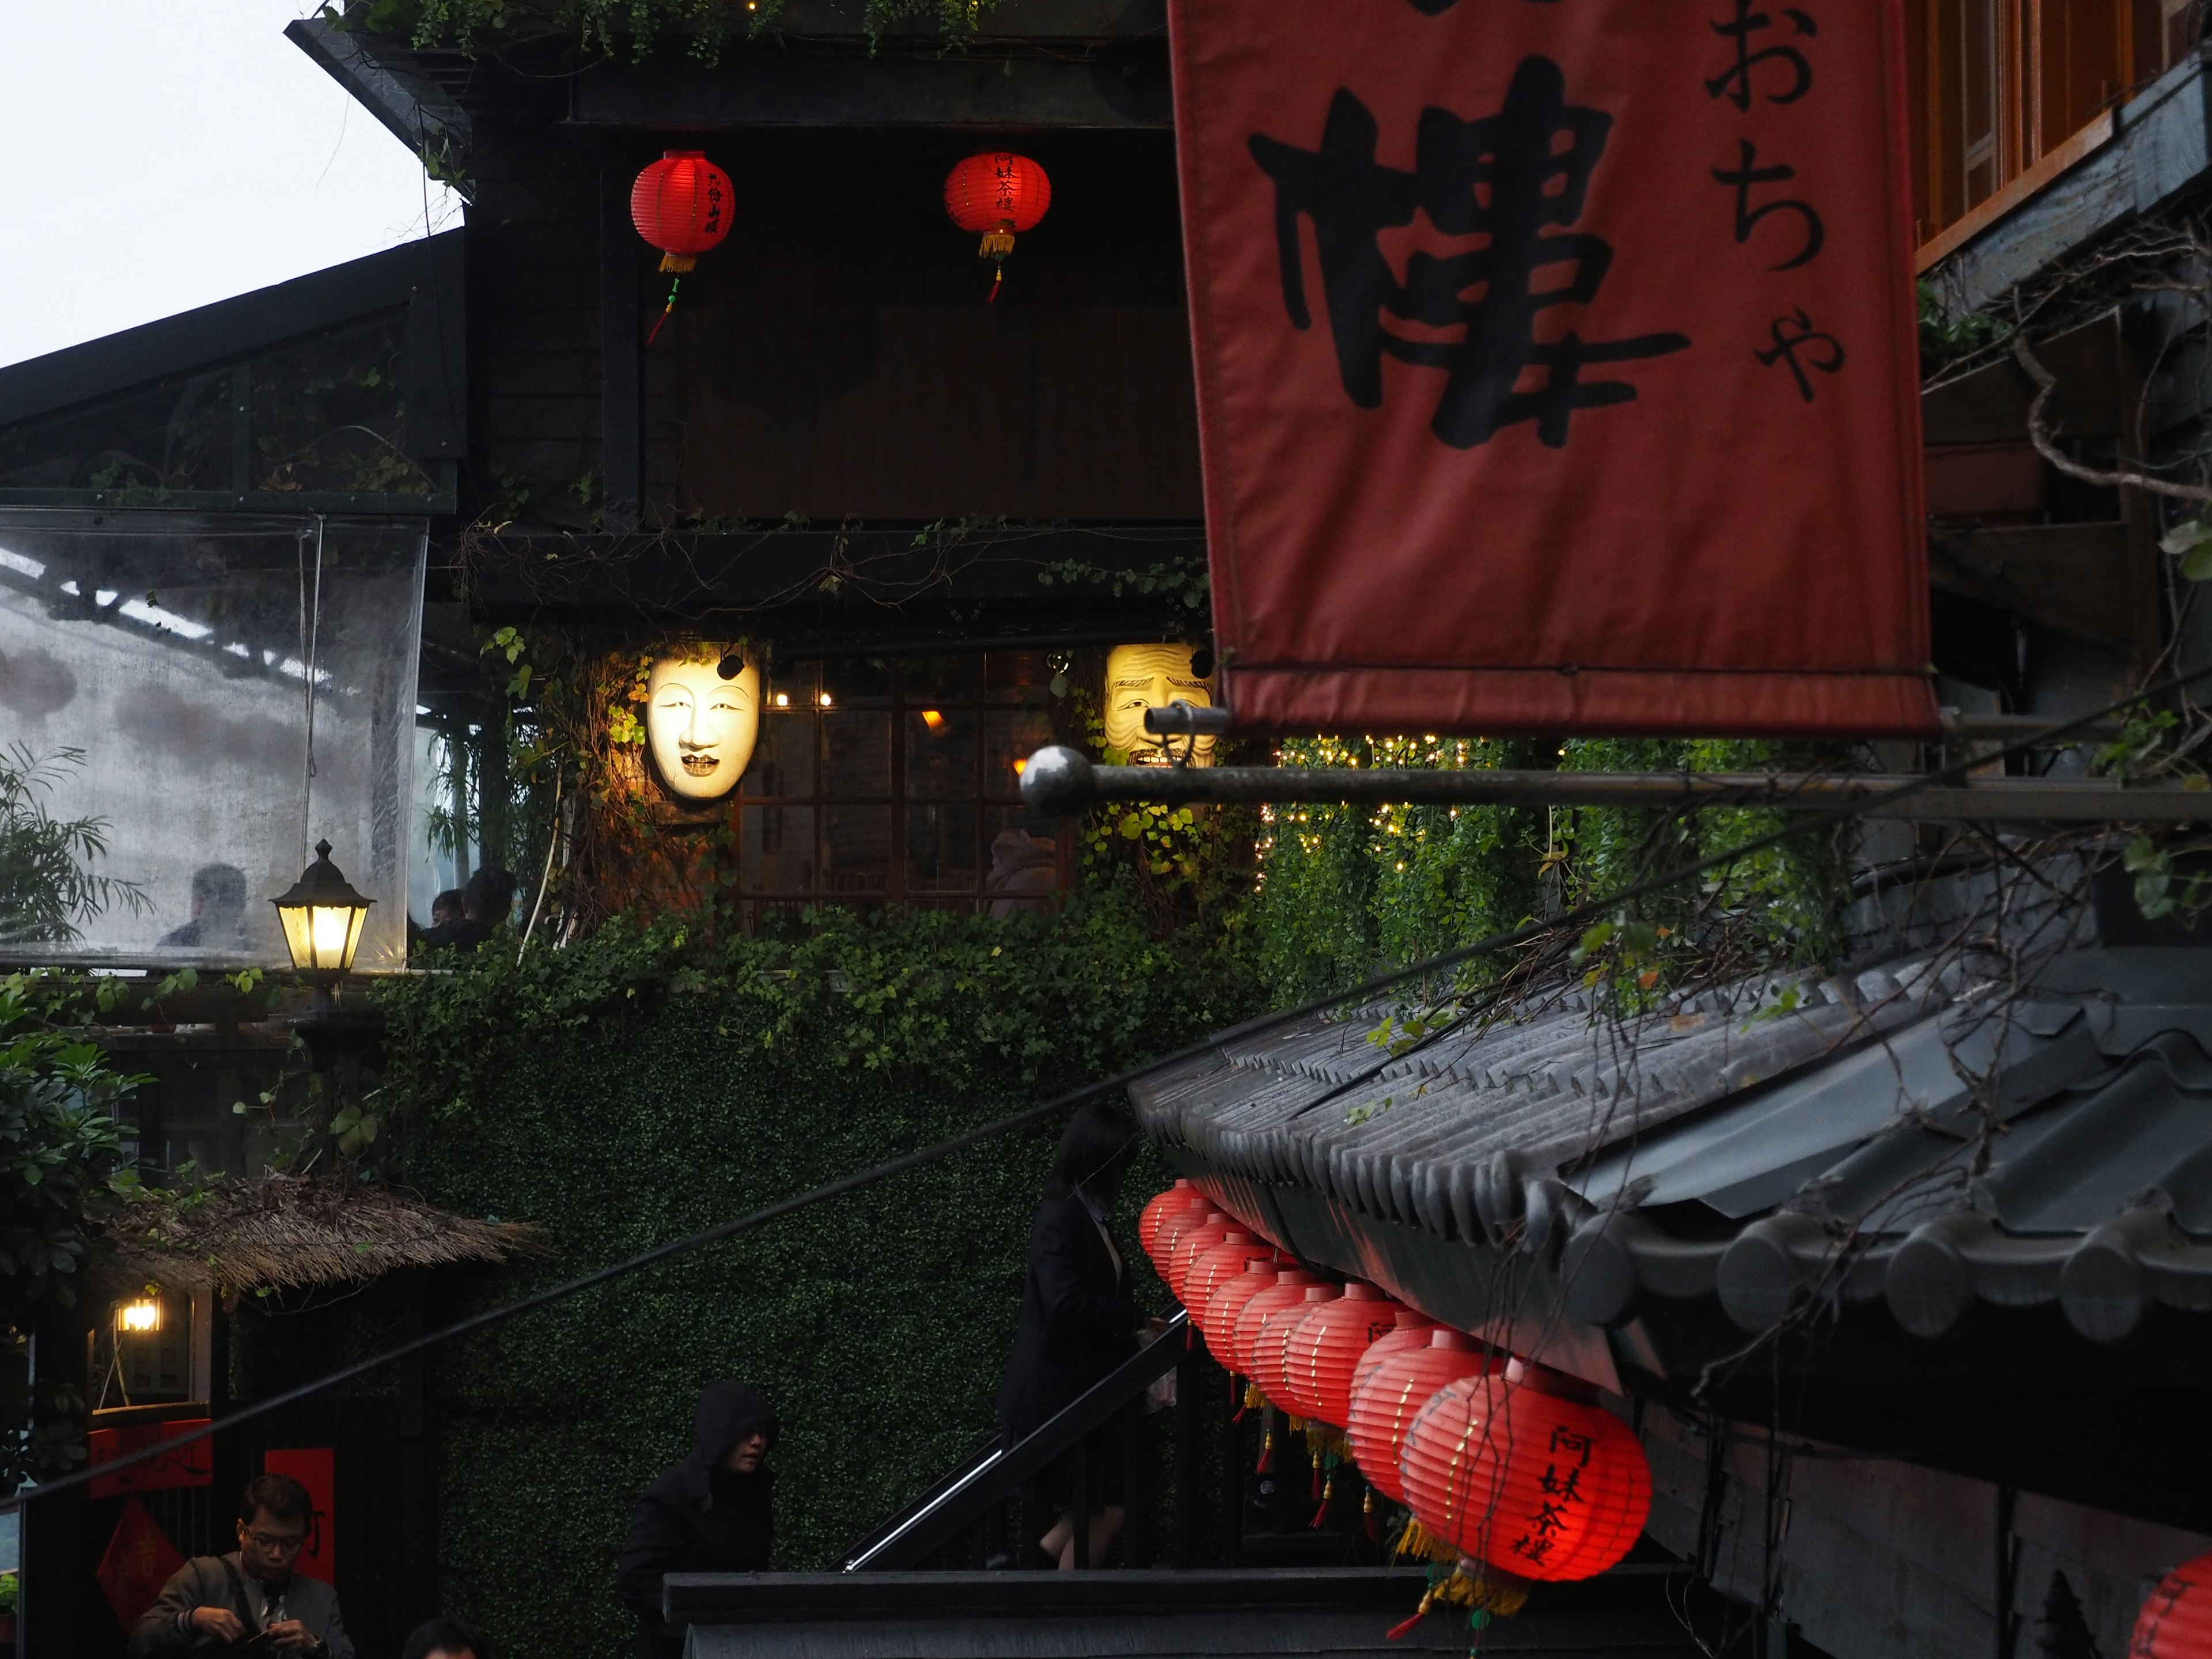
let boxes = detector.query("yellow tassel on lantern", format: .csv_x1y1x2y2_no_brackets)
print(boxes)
1393,1516,1459,1565
977,226,1016,260
1383,1567,1529,1639
658,251,698,274
1243,1382,1267,1412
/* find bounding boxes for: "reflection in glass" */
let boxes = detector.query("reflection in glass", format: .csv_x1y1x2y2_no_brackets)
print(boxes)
984,709,1055,797
984,809,1058,917
820,806,891,896
906,805,980,892
741,805,815,893
985,652,1048,703
823,712,892,797
743,706,819,798
904,708,978,799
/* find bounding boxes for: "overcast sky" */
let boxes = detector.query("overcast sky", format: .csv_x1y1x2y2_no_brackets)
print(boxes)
0,2,463,369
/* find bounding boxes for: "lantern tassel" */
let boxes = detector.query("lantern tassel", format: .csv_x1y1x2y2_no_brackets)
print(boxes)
1362,1486,1378,1543
1384,1567,1529,1641
647,276,684,346
1310,1472,1334,1529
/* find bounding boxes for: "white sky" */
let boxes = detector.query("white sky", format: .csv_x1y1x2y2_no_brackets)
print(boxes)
0,2,464,369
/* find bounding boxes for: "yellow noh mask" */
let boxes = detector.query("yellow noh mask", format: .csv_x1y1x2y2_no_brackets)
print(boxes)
1103,642,1216,766
645,653,760,801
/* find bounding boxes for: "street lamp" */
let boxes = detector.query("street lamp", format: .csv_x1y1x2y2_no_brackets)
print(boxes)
271,839,373,1010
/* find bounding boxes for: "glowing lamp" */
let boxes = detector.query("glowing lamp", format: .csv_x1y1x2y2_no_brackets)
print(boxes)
1227,1268,1319,1382
631,151,733,274
271,840,373,1000
1399,1372,1651,1584
1199,1260,1279,1366
1279,1282,1400,1428
2135,1552,2212,1658
1139,1180,1209,1263
1166,1211,1232,1298
1345,1328,1488,1504
1183,1233,1274,1338
944,151,1051,301
1254,1283,1340,1412
116,1293,163,1334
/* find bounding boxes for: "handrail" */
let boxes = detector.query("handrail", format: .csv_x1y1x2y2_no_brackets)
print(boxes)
842,1310,1191,1571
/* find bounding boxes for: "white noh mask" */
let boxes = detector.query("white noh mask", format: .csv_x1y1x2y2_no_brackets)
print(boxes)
645,654,760,801
1102,642,1216,766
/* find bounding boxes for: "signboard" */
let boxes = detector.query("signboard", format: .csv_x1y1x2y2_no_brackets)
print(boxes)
1168,0,1936,737
88,1418,214,1501
263,1448,338,1581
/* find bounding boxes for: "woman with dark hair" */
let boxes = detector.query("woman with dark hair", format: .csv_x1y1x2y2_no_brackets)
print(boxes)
996,1099,1164,1568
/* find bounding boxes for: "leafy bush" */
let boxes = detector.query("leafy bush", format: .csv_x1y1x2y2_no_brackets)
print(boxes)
0,746,146,945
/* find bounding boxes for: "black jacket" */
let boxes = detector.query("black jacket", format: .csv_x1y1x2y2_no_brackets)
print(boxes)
997,1188,1147,1441
618,1381,779,1659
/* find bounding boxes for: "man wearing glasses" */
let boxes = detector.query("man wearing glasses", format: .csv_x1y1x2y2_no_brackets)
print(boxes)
130,1473,353,1656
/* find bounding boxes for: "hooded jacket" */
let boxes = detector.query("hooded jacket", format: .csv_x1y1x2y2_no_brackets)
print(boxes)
618,1381,779,1659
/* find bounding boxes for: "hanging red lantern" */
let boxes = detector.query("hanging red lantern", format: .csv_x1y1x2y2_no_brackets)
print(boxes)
1254,1285,1341,1413
1199,1260,1280,1365
2135,1552,2212,1657
1167,1212,1233,1298
1139,1180,1207,1264
944,151,1051,303
1345,1328,1487,1505
1347,1306,1441,1411
1279,1282,1402,1428
1151,1199,1219,1287
1399,1372,1651,1586
1184,1233,1274,1335
631,150,734,344
1227,1267,1319,1381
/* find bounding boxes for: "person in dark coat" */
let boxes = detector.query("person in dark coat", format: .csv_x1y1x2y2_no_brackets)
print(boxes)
618,1380,778,1659
997,1099,1162,1568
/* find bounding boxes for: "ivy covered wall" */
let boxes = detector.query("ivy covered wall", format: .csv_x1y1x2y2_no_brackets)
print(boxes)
374,887,1248,1658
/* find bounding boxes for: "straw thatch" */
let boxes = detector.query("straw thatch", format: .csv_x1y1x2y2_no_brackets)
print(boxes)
95,1175,544,1300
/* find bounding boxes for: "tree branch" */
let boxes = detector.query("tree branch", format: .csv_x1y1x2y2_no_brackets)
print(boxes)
2010,335,2212,503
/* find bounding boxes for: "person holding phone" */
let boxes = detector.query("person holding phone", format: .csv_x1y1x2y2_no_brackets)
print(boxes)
129,1473,352,1656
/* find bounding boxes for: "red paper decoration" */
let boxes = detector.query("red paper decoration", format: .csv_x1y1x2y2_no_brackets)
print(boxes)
943,151,1051,301
2135,1552,2212,1657
631,151,733,274
1280,1282,1401,1428
1399,1373,1650,1584
1200,1260,1281,1365
1345,1328,1487,1505
1227,1267,1319,1380
1184,1233,1274,1333
1139,1180,1207,1263
1253,1284,1341,1412
1168,1212,1233,1298
1152,1199,1219,1286
1347,1307,1441,1412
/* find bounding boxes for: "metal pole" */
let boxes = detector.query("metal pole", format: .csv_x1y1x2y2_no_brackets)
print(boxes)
1018,745,2212,823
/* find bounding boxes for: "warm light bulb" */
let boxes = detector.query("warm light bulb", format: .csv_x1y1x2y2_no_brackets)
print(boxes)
118,1298,161,1333
310,906,353,958
774,692,789,708
819,693,834,707
920,709,945,732
1013,757,1028,776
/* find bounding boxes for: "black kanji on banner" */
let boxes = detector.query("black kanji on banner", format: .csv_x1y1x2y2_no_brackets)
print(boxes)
1249,56,1689,451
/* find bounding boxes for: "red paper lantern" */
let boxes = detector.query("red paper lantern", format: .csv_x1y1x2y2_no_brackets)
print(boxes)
1168,1212,1233,1298
944,151,1051,301
2135,1552,2212,1657
1184,1233,1274,1335
1139,1180,1207,1263
1227,1267,1319,1381
1152,1199,1219,1286
1347,1306,1440,1411
1280,1282,1402,1428
631,151,733,274
1200,1260,1280,1365
1346,1328,1487,1505
1399,1373,1650,1585
1254,1285,1340,1413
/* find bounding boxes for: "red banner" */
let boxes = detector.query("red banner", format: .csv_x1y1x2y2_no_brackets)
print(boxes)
263,1448,337,1581
88,1418,214,1500
96,1498,185,1630
1168,0,1936,738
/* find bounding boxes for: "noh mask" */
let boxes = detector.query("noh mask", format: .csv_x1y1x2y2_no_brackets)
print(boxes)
645,653,760,801
1102,642,1216,766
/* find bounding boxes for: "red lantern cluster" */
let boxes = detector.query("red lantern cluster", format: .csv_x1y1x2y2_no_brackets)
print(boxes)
1254,1284,1340,1411
1346,1328,1488,1506
1167,1212,1233,1296
2135,1552,2212,1657
1227,1268,1319,1381
944,151,1052,301
631,151,733,274
1280,1282,1402,1428
1399,1373,1650,1585
1139,1180,1206,1264
1199,1260,1279,1362
1185,1232,1272,1322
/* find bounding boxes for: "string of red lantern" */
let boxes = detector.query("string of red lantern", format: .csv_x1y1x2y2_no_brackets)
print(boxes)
1344,1328,1490,1506
1166,1212,1233,1298
944,151,1051,304
1254,1285,1340,1414
2135,1551,2212,1658
1280,1283,1401,1428
631,150,733,345
1184,1233,1274,1329
1227,1268,1320,1383
1199,1260,1280,1367
1139,1180,1207,1265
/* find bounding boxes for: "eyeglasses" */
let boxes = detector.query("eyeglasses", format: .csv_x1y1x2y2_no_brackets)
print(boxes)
241,1528,308,1555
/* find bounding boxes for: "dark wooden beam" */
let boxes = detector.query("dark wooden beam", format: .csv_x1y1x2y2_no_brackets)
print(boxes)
600,168,644,531
1928,521,2139,650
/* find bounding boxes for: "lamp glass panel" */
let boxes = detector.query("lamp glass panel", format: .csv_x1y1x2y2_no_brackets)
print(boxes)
277,904,317,972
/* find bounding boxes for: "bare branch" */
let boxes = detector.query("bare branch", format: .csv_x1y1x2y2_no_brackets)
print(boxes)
2011,335,2212,502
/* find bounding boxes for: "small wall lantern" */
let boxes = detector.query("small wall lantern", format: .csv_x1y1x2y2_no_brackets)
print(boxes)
115,1292,162,1334
271,840,373,1006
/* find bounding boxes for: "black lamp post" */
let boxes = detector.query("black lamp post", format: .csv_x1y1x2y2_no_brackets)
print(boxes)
270,839,374,1014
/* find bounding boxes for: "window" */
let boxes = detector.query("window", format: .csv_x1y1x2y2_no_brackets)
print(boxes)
737,653,1064,917
1912,1,2199,244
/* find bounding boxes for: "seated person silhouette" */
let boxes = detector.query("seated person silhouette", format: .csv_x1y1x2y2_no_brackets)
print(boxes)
159,863,249,951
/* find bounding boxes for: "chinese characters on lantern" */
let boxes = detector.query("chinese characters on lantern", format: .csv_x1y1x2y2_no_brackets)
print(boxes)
1249,57,1690,451
1508,1423,1599,1569
1707,1,1846,403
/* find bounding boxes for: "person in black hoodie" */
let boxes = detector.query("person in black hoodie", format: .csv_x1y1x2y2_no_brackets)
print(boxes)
618,1381,778,1659
997,1100,1164,1568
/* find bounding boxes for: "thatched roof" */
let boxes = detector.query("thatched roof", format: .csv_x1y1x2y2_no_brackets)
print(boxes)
96,1175,544,1298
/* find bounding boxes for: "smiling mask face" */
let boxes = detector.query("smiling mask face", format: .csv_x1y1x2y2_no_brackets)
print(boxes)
646,654,760,801
1102,643,1215,766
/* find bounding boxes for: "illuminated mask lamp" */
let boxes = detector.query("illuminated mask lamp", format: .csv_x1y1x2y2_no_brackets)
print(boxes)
1253,1284,1341,1415
1344,1328,1488,1505
1398,1370,1652,1586
1166,1212,1233,1299
2135,1552,2212,1658
1227,1268,1320,1386
631,150,734,343
1151,1199,1222,1286
1347,1306,1442,1411
1184,1234,1275,1339
943,151,1051,303
644,652,761,803
1281,1282,1402,1428
1102,642,1218,768
1199,1260,1281,1369
271,840,373,1009
1139,1180,1209,1262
